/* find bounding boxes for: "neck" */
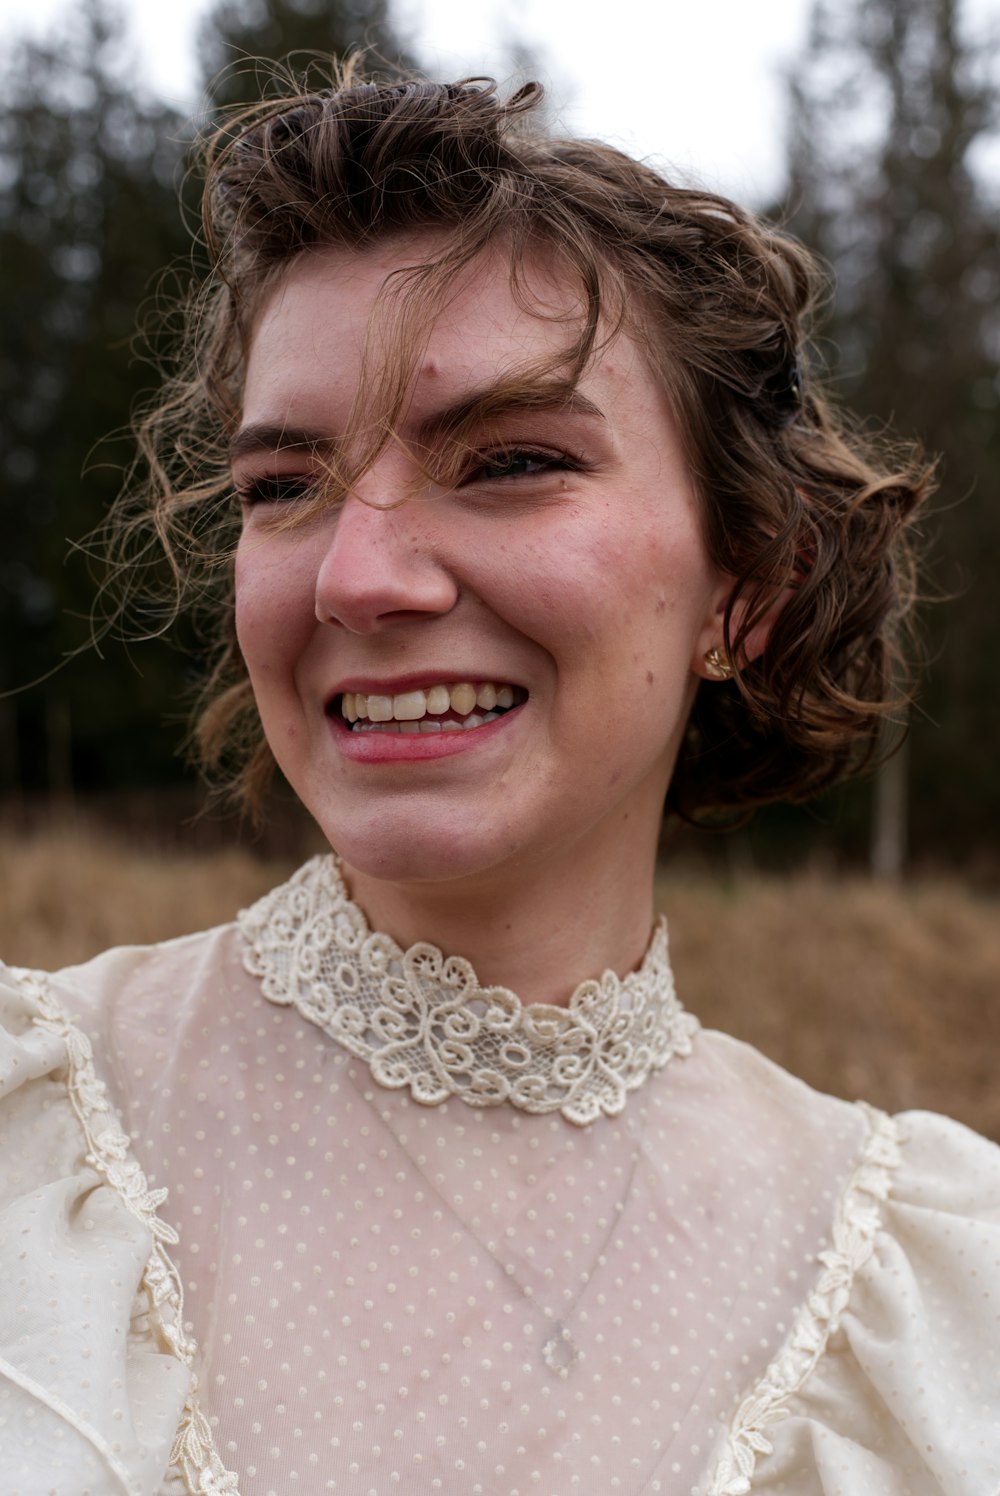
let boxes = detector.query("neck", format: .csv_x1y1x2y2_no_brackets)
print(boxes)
341,818,661,1007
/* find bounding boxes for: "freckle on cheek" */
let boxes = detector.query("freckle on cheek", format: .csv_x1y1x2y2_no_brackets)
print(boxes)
646,670,655,686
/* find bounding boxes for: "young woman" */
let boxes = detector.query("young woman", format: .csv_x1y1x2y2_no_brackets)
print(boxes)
2,70,997,1496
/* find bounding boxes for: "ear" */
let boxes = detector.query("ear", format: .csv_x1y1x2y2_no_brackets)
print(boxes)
691,574,792,680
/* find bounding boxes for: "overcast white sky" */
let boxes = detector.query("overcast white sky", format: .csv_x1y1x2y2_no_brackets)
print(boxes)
4,0,999,203
0,0,813,204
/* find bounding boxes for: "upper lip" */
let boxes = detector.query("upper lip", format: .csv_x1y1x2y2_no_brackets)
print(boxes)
330,671,523,698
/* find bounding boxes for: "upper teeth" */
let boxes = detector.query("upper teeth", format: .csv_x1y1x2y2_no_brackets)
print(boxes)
342,681,516,723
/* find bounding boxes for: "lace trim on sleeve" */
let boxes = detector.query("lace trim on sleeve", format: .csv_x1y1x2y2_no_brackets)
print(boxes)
704,1102,903,1496
12,968,241,1496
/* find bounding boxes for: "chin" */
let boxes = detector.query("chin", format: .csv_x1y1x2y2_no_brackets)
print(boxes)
310,798,522,889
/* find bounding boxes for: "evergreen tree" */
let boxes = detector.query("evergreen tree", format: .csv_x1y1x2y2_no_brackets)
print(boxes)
196,0,417,113
0,0,194,798
783,0,1000,864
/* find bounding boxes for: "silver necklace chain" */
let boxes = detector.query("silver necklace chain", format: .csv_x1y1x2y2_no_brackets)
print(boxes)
361,1085,641,1380
538,1148,641,1378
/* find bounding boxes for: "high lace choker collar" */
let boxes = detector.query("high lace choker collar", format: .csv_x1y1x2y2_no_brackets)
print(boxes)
238,855,698,1126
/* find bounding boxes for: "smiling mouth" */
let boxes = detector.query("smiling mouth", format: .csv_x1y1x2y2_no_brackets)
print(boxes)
335,680,528,734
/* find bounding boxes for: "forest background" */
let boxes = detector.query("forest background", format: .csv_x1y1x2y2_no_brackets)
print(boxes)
3,0,1000,875
2,0,999,1137
1,0,999,875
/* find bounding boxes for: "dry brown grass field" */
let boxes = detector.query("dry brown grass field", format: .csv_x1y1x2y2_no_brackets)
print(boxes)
2,826,998,1141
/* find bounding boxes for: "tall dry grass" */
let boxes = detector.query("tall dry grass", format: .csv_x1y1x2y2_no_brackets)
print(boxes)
660,873,1000,1141
2,827,998,1140
0,827,294,969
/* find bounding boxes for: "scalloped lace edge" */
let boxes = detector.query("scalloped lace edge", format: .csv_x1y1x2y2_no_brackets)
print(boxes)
12,968,241,1496
704,1101,903,1496
239,855,700,1126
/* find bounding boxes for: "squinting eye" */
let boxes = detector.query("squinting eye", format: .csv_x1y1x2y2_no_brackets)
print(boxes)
236,475,316,507
475,450,570,482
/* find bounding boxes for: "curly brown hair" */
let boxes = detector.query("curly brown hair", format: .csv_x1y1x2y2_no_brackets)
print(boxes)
113,61,931,823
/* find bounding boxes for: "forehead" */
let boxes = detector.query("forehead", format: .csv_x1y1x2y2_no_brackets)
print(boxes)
241,236,651,429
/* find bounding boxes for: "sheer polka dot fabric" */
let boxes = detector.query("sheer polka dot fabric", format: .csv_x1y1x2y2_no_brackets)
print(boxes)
1,859,999,1495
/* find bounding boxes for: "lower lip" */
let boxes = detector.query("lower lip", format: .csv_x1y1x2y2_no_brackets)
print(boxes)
328,706,524,763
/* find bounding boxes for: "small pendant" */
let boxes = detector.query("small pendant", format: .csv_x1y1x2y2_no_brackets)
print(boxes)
541,1320,581,1379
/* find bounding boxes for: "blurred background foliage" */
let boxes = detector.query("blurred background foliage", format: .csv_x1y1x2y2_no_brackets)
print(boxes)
1,0,998,872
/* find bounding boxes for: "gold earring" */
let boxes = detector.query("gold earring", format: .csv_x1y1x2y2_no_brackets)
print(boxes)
703,647,734,680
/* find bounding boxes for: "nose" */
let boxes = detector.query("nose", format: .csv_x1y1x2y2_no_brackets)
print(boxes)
313,486,459,634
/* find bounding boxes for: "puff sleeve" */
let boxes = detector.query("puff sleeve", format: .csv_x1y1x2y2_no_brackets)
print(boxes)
0,962,236,1495
706,1107,1000,1495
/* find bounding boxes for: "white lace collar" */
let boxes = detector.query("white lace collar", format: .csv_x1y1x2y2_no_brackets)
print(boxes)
238,855,699,1126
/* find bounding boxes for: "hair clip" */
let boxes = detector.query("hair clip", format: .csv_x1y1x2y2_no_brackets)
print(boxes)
769,355,803,425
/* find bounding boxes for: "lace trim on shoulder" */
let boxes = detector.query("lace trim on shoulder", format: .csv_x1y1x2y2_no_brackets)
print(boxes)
239,855,699,1126
11,967,241,1496
704,1102,903,1496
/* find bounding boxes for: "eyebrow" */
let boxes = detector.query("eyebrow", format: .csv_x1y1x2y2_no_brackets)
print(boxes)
415,383,606,442
228,424,333,465
228,384,605,467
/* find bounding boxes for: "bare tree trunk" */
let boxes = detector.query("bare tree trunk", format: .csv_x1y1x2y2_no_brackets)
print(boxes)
871,730,909,879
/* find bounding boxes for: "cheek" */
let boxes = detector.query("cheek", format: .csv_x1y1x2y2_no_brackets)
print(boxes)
232,553,270,676
536,513,711,656
233,542,313,685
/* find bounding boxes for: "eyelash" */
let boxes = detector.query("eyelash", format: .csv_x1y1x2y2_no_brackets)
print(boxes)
235,475,316,508
234,445,587,508
463,445,586,485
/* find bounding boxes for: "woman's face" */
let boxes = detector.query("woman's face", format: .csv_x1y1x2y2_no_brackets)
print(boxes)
233,239,730,888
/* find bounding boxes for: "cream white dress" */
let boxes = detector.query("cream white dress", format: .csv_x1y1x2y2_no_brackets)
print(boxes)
1,856,998,1496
